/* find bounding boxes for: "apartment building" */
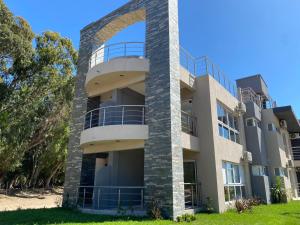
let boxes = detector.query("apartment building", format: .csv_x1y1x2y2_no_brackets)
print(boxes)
237,75,300,203
290,131,300,196
63,0,299,219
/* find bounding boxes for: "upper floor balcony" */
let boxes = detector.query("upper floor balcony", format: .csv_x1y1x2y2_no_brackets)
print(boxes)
85,42,240,99
80,105,199,152
85,42,149,97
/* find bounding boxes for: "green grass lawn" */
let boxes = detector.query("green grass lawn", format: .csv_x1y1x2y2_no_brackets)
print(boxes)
0,201,299,225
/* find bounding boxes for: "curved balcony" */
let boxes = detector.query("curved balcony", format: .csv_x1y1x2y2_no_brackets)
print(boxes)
85,42,149,97
80,105,148,152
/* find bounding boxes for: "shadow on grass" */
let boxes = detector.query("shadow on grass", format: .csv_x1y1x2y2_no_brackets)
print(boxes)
0,208,152,225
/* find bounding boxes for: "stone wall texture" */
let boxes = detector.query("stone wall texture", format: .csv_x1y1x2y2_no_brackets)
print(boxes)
63,0,185,218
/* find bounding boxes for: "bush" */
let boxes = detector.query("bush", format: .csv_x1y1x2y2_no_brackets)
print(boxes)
176,214,196,222
271,177,287,204
204,197,215,213
148,198,162,220
235,199,252,213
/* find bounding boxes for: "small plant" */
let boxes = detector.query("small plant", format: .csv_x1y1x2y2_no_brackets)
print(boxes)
148,198,162,220
204,197,214,213
271,177,287,204
176,214,196,223
235,199,252,213
248,197,262,206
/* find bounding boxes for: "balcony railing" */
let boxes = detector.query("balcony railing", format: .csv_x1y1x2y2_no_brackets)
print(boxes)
84,105,146,130
180,47,238,98
184,183,202,209
181,111,198,136
77,186,144,210
90,42,145,69
293,148,300,161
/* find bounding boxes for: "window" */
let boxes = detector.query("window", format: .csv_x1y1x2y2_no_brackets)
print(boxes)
252,165,268,176
222,162,245,202
217,102,240,144
274,168,287,177
246,118,261,128
268,123,276,132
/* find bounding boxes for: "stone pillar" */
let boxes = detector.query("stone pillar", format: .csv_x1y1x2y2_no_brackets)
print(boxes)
144,0,185,219
63,32,92,207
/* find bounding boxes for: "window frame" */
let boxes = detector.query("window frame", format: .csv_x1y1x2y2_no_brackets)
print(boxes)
217,102,240,144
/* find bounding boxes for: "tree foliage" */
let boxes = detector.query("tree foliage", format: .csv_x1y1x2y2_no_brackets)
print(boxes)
0,0,77,188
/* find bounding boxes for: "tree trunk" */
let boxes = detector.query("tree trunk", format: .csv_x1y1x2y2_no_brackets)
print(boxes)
45,162,62,189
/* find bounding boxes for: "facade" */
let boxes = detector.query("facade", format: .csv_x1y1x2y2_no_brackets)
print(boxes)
63,0,300,219
290,129,300,196
237,75,300,203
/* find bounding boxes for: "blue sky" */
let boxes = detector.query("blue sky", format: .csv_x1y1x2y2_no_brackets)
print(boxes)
4,0,300,117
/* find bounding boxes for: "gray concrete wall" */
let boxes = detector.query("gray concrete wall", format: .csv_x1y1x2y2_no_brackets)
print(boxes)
251,175,271,203
94,149,144,187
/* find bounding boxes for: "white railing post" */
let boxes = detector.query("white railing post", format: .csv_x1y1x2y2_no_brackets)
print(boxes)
107,47,110,62
118,188,121,208
97,188,100,209
103,108,106,126
141,189,144,209
121,106,125,125
89,112,92,129
83,188,86,208
191,185,194,208
142,107,145,125
124,43,127,56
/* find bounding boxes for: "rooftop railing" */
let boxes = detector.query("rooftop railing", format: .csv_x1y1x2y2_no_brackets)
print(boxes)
180,46,238,98
90,42,145,69
89,42,238,98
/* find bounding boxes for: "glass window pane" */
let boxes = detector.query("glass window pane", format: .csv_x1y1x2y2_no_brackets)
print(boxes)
223,127,229,139
227,164,234,183
234,117,239,131
217,103,223,121
236,186,242,199
234,165,241,183
224,186,229,202
228,114,234,128
230,130,235,142
229,186,235,201
223,111,228,125
219,124,223,137
235,133,240,144
241,186,246,198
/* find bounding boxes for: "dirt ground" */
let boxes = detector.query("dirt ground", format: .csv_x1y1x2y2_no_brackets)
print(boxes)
0,188,63,211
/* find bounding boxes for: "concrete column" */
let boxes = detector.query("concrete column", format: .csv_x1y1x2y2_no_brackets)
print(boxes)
144,0,184,219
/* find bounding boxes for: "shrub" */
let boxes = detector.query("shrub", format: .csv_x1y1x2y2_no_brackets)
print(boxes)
271,177,287,204
148,198,162,220
204,197,215,213
235,199,252,213
176,214,196,222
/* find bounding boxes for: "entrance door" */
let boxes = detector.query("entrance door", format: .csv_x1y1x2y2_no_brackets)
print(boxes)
184,161,198,208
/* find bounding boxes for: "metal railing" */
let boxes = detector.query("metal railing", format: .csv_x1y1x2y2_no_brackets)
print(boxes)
77,186,144,210
180,46,238,98
84,105,145,130
184,183,201,209
293,148,300,161
90,42,145,69
298,183,300,196
181,111,198,136
241,87,262,107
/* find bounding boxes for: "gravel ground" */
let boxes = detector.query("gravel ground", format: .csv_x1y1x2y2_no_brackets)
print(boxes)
0,188,63,211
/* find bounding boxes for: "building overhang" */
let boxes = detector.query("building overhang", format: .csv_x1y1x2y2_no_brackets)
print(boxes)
273,106,300,133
